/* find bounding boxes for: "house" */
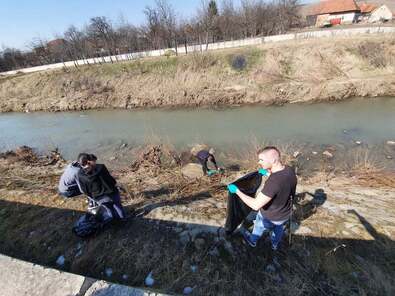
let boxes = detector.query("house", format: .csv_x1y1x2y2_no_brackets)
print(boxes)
306,0,361,27
358,3,377,21
368,4,393,22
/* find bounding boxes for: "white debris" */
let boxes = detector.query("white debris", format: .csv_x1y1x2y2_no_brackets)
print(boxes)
56,255,65,266
183,287,194,295
105,268,113,277
145,271,154,287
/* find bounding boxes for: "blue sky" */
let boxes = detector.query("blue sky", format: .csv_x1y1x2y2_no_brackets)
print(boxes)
0,0,316,50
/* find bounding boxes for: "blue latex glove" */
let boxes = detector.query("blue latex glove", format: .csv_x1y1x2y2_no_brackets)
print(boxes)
227,184,239,194
207,169,216,176
258,168,269,176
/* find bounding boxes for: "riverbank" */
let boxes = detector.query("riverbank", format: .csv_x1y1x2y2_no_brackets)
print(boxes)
0,145,394,295
1,34,395,113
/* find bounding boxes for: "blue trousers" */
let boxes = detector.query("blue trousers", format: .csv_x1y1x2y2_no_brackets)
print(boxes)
251,211,287,249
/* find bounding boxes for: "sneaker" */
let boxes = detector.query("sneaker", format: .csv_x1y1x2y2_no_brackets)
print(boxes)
242,230,257,248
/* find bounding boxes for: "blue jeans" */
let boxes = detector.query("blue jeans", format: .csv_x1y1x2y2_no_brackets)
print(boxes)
250,211,287,249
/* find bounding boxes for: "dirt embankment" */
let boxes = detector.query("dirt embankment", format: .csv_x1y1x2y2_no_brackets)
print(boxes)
1,146,394,295
1,35,395,113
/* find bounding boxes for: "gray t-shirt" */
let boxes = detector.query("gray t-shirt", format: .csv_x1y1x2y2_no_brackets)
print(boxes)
58,162,81,193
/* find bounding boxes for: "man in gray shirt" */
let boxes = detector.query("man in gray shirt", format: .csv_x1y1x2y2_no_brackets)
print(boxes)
58,153,96,198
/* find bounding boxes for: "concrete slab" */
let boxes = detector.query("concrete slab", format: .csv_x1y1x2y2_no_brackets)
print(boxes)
0,254,85,296
0,254,170,296
84,281,168,296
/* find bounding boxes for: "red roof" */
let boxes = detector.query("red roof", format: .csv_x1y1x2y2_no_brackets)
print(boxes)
309,0,360,15
359,3,377,13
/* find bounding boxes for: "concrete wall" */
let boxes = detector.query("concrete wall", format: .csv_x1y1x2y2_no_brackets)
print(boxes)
2,26,395,76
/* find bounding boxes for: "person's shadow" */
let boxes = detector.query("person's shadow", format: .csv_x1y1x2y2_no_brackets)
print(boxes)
293,188,327,223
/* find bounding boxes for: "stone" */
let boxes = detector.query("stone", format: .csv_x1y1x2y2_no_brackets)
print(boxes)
194,238,206,251
209,247,220,256
56,255,65,266
386,141,395,146
145,271,154,287
183,287,194,295
293,151,301,158
265,264,276,273
386,155,393,159
179,231,191,245
105,268,113,277
120,143,127,149
312,151,318,155
181,163,204,179
190,144,209,156
355,141,362,145
322,150,333,158
294,226,313,235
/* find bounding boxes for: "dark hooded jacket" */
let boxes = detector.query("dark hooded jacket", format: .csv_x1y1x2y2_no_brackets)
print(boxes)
77,164,118,199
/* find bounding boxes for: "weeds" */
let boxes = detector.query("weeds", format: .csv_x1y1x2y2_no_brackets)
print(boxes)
357,41,388,68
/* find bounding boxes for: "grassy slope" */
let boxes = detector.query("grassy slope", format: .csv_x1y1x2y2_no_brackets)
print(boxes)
1,35,395,112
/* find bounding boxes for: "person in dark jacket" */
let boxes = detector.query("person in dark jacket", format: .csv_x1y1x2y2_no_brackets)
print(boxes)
196,148,219,175
77,153,125,219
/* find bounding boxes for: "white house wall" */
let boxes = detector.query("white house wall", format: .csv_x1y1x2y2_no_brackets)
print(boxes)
369,5,393,23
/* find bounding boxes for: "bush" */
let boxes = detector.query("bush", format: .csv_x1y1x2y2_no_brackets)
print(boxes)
357,42,387,68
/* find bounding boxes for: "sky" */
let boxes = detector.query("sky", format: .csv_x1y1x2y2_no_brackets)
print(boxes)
0,0,316,50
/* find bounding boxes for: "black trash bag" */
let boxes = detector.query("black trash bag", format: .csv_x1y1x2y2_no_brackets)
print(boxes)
72,213,103,238
73,197,121,238
225,171,262,234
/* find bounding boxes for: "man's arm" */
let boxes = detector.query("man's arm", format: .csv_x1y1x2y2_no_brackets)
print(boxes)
235,190,272,211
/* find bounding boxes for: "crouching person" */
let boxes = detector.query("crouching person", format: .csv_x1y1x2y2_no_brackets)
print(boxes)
227,146,297,251
77,153,126,220
58,157,85,198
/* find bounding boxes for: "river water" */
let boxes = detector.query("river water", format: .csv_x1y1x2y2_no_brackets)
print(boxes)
0,97,394,159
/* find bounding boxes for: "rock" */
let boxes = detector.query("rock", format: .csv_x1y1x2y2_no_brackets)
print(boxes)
386,141,395,146
109,156,116,161
181,163,204,179
294,226,313,235
194,238,206,251
322,150,333,158
265,264,276,273
75,249,83,258
190,144,209,156
290,222,299,233
183,287,194,295
355,141,362,145
386,155,393,159
209,247,220,256
56,255,65,266
120,143,127,149
293,151,301,158
105,268,113,277
179,231,191,245
145,271,154,287
312,151,318,155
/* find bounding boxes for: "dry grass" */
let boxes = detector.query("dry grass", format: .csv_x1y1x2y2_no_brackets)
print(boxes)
0,146,394,295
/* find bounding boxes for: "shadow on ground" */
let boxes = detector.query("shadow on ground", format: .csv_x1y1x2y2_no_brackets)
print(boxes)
0,197,394,296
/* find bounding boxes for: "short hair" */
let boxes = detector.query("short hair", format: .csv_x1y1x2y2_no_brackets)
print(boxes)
257,146,281,157
77,153,97,165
